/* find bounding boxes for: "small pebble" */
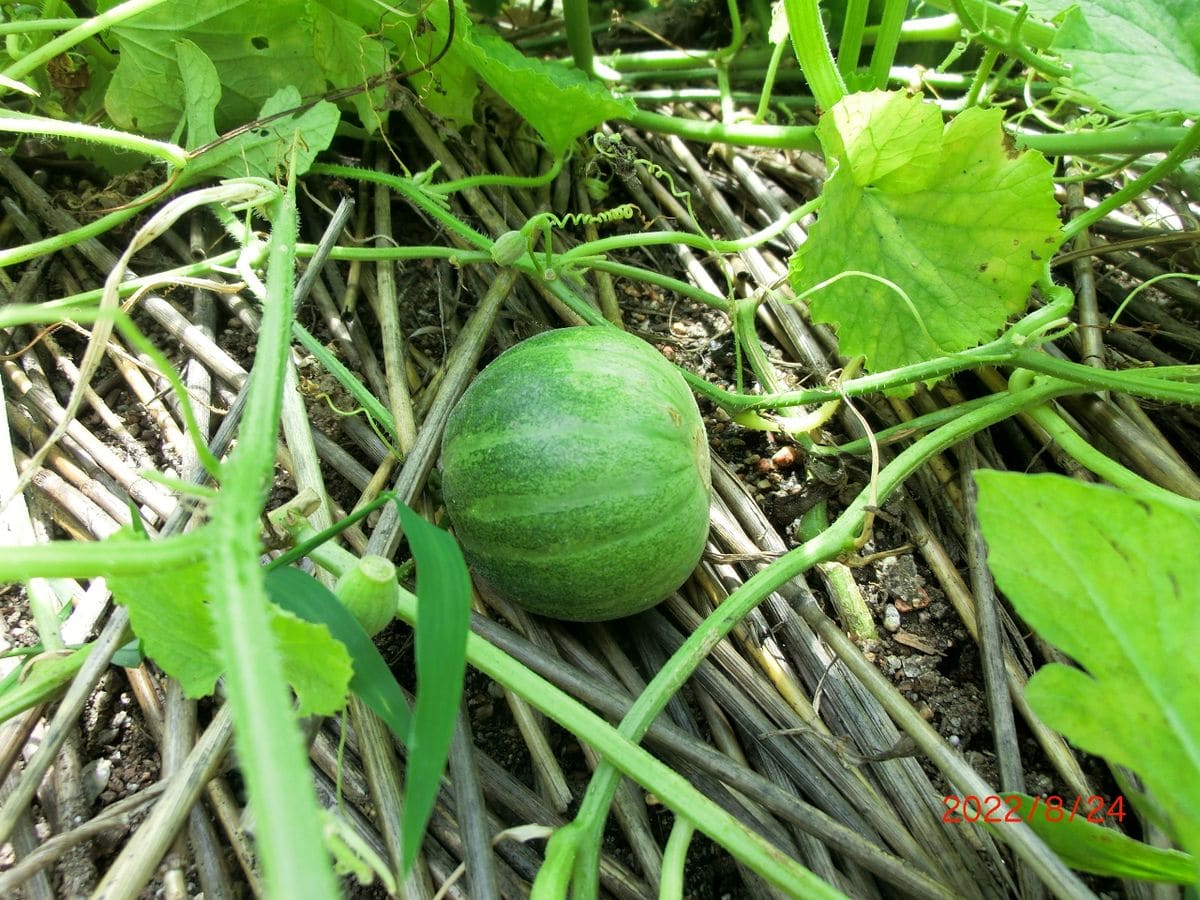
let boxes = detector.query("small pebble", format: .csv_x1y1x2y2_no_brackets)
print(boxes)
771,445,797,468
882,604,901,632
83,759,111,805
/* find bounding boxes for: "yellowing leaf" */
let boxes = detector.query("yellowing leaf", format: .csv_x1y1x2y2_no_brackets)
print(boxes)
791,92,1060,375
816,91,943,193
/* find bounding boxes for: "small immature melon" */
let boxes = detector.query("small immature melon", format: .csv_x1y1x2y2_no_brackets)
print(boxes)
441,327,711,621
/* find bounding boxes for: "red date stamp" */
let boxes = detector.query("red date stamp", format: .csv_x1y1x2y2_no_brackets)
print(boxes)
942,794,1126,825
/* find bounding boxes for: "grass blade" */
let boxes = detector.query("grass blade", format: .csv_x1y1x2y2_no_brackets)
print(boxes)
265,565,412,741
394,501,472,873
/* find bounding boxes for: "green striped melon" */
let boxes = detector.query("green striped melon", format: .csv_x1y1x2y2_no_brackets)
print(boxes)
441,327,711,621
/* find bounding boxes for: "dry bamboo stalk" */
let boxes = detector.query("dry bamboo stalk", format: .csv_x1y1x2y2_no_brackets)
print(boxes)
373,166,420,452
349,694,437,900
0,778,167,897
363,267,519,557
37,331,162,476
3,360,176,519
0,608,132,852
704,463,997,892
92,705,234,899
205,776,263,897
19,451,122,539
476,595,574,813
7,406,134,527
468,612,952,897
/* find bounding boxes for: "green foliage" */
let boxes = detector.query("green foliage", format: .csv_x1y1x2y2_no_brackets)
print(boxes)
1001,793,1196,882
94,434,342,713
266,497,472,874
790,90,1060,375
398,0,479,128
306,0,389,128
172,35,339,181
977,472,1200,883
101,0,381,136
458,22,636,155
395,501,472,870
0,643,93,722
185,85,340,181
175,39,221,147
4,0,1200,893
1028,0,1200,115
266,566,413,745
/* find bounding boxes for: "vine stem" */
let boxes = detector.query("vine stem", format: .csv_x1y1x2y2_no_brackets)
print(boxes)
836,0,870,78
1060,120,1200,242
1023,399,1200,516
565,375,1102,900
561,0,595,76
201,162,340,896
0,531,208,581
1014,124,1193,158
622,112,1187,159
0,0,167,82
867,0,909,89
0,18,84,35
558,195,821,263
753,36,793,124
0,112,187,170
622,107,821,150
782,0,847,110
308,162,492,251
430,152,565,196
932,0,1055,49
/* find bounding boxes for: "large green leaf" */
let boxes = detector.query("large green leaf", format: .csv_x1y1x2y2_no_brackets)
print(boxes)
102,0,382,136
175,39,222,148
108,533,352,717
790,91,1060,375
188,87,340,182
458,23,635,154
1027,0,1200,116
976,472,1200,881
174,41,338,180
397,0,479,129
1001,793,1195,882
308,0,389,129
